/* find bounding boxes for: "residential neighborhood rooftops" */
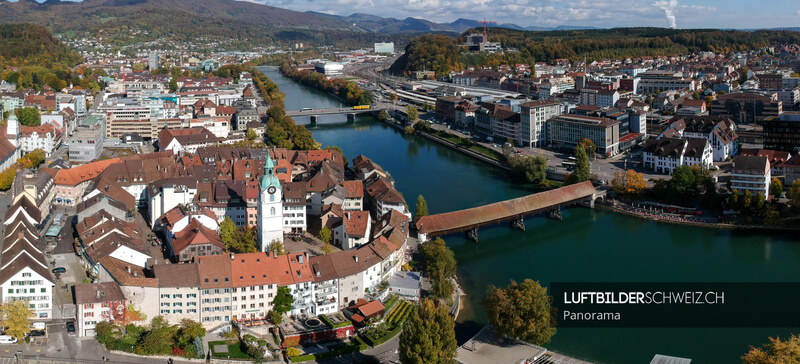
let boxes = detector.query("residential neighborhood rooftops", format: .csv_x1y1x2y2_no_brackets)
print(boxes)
74,281,126,304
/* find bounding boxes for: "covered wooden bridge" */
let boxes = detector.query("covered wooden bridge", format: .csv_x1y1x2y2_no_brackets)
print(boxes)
415,181,602,242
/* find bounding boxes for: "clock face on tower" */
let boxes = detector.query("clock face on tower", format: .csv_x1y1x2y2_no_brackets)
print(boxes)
268,186,276,194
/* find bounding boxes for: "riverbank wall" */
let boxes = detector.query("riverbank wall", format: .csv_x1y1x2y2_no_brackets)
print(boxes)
607,203,800,232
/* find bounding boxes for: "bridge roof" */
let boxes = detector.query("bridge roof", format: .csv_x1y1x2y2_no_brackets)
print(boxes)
416,181,596,235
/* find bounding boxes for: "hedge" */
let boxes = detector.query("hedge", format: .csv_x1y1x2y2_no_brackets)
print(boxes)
361,324,403,347
289,343,364,362
383,294,399,312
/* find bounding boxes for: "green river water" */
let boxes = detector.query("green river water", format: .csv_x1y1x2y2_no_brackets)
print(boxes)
258,66,800,363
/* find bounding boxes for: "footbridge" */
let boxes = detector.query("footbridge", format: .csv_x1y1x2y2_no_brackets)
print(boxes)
415,181,605,242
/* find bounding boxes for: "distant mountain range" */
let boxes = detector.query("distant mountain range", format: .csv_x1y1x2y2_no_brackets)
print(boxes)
306,12,599,34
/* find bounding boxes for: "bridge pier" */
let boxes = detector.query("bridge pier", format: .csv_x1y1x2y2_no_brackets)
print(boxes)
465,227,479,243
510,215,525,231
347,113,356,122
547,207,563,221
310,115,318,126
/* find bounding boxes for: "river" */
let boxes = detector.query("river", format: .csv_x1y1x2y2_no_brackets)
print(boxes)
257,66,800,363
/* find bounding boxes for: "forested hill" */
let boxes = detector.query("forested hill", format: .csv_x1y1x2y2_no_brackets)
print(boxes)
390,27,800,77
0,23,82,67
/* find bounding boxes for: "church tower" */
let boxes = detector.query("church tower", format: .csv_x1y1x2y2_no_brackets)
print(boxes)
257,153,284,252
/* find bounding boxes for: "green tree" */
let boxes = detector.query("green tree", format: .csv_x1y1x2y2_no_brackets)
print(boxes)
169,78,178,92
406,105,418,122
742,334,800,364
177,319,205,347
509,155,548,184
770,178,783,197
268,310,282,324
483,279,557,345
693,91,701,100
789,180,800,203
219,217,238,251
422,237,456,299
742,190,753,210
670,165,696,197
739,67,750,84
15,107,40,127
321,243,334,255
246,128,257,140
318,226,332,244
378,109,388,121
566,144,590,185
272,286,294,315
730,189,741,210
137,316,177,355
415,195,429,219
269,241,286,255
132,63,145,72
399,299,457,364
404,125,415,134
0,300,34,342
753,193,765,210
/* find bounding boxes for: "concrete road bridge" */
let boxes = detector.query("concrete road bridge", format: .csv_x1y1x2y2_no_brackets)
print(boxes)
415,181,606,242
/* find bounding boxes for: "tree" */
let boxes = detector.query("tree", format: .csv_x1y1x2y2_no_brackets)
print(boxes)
399,299,457,364
269,241,286,255
169,78,178,92
15,107,40,127
753,193,765,210
0,300,34,341
19,149,45,169
670,165,696,197
789,180,800,203
246,128,257,141
122,303,146,325
132,63,145,72
623,169,647,195
422,237,456,299
742,334,800,364
378,109,388,121
730,190,741,210
483,279,557,345
415,195,429,219
177,319,205,347
742,190,753,210
509,155,548,184
137,316,177,355
771,178,783,198
0,167,16,191
268,310,282,324
219,217,238,251
406,105,418,122
739,67,750,84
692,91,701,100
321,243,334,255
566,144,590,185
318,226,332,244
272,286,294,315
578,138,596,157
404,125,415,134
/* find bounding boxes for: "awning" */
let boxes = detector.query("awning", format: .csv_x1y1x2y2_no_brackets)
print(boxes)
56,198,62,202
45,226,63,237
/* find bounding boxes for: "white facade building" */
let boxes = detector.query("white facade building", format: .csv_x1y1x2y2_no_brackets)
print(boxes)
257,155,284,251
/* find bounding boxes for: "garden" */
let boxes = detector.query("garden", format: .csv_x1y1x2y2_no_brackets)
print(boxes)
287,336,368,363
94,316,205,359
209,329,275,361
360,298,415,347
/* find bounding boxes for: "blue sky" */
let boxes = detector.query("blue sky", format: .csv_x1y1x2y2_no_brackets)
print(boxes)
237,0,800,29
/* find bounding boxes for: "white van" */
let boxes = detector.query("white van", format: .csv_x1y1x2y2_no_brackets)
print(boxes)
32,322,46,330
0,335,17,344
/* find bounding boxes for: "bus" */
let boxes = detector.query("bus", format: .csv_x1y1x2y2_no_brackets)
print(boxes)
353,105,371,110
562,161,576,171
300,107,313,111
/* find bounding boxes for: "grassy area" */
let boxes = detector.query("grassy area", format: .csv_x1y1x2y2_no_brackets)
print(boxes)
106,148,137,158
208,340,252,359
469,144,504,160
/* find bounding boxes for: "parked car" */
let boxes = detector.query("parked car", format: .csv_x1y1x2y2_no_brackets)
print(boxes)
66,322,76,335
0,335,17,344
52,267,66,274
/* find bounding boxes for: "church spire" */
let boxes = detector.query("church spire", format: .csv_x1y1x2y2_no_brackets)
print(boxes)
260,152,281,191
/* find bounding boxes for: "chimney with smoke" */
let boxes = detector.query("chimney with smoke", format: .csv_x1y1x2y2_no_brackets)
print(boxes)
660,0,678,29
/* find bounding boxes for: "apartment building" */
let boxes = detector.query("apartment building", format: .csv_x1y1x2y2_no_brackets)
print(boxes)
519,100,562,147
547,114,621,156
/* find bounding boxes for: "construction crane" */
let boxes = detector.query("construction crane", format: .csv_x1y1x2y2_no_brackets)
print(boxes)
477,17,498,43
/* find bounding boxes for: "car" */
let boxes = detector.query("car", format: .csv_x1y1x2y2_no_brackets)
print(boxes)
0,335,17,344
66,322,76,335
52,267,66,274
28,330,45,338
